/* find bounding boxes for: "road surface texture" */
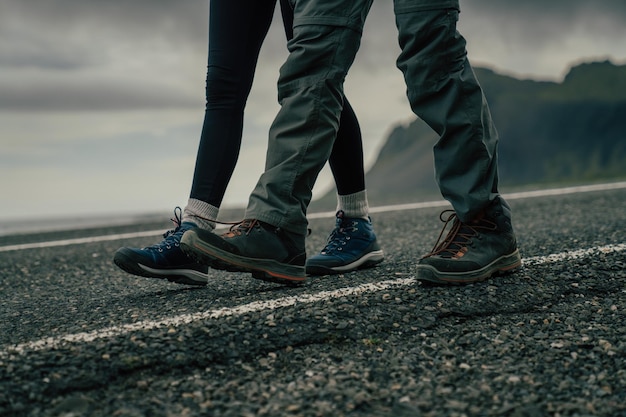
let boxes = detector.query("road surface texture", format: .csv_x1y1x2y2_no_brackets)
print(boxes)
1,183,625,417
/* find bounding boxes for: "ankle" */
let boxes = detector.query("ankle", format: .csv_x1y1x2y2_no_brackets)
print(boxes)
183,198,219,231
336,190,369,220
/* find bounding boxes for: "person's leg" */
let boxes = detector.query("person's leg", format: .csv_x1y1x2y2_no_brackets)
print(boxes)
330,98,367,211
394,1,496,221
181,0,375,284
184,0,278,230
247,0,374,234
113,0,277,285
307,97,384,275
278,0,383,275
278,0,367,216
393,1,520,284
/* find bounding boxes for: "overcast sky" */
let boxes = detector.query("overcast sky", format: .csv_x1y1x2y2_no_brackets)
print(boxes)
2,0,626,223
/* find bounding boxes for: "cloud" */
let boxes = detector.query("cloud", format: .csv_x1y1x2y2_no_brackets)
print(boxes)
1,0,209,111
0,74,202,111
3,0,625,112
2,2,204,68
2,0,626,221
467,0,626,18
457,0,626,78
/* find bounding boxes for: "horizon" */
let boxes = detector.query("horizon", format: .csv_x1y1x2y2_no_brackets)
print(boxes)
4,178,626,237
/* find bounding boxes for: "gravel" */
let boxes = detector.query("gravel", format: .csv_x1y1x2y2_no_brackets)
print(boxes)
1,188,625,417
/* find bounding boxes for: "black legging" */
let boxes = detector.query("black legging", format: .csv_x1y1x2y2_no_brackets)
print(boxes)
189,0,365,207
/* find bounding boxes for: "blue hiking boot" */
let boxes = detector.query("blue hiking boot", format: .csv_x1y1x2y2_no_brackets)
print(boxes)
113,207,209,286
305,211,384,275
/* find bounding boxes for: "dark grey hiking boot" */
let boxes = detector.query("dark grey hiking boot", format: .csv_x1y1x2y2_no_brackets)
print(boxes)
180,219,306,286
417,197,521,285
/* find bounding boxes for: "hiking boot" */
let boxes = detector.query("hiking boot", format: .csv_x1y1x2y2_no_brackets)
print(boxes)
113,207,209,286
180,219,306,286
306,211,384,275
417,197,521,285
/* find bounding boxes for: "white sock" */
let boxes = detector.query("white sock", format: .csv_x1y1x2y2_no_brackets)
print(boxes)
336,190,369,219
182,198,219,231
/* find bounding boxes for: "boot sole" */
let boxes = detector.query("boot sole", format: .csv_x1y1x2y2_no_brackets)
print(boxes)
180,230,306,286
305,250,385,275
416,249,522,285
113,251,208,286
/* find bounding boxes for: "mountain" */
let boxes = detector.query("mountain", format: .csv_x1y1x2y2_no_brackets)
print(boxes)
313,60,626,209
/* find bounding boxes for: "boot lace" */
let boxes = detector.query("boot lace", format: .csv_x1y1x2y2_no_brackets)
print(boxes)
222,219,261,238
321,213,358,254
423,210,497,259
145,207,186,252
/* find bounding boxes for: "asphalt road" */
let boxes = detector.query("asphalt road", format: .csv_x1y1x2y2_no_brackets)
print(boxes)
1,183,625,417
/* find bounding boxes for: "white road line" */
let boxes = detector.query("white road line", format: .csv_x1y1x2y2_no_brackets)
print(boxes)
522,243,626,265
0,230,165,253
0,278,414,358
316,180,626,216
2,181,626,253
2,242,624,358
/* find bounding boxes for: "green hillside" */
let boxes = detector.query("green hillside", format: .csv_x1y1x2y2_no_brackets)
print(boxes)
478,61,626,185
315,60,626,209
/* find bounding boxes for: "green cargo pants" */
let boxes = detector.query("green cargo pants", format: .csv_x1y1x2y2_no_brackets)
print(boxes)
247,0,504,236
